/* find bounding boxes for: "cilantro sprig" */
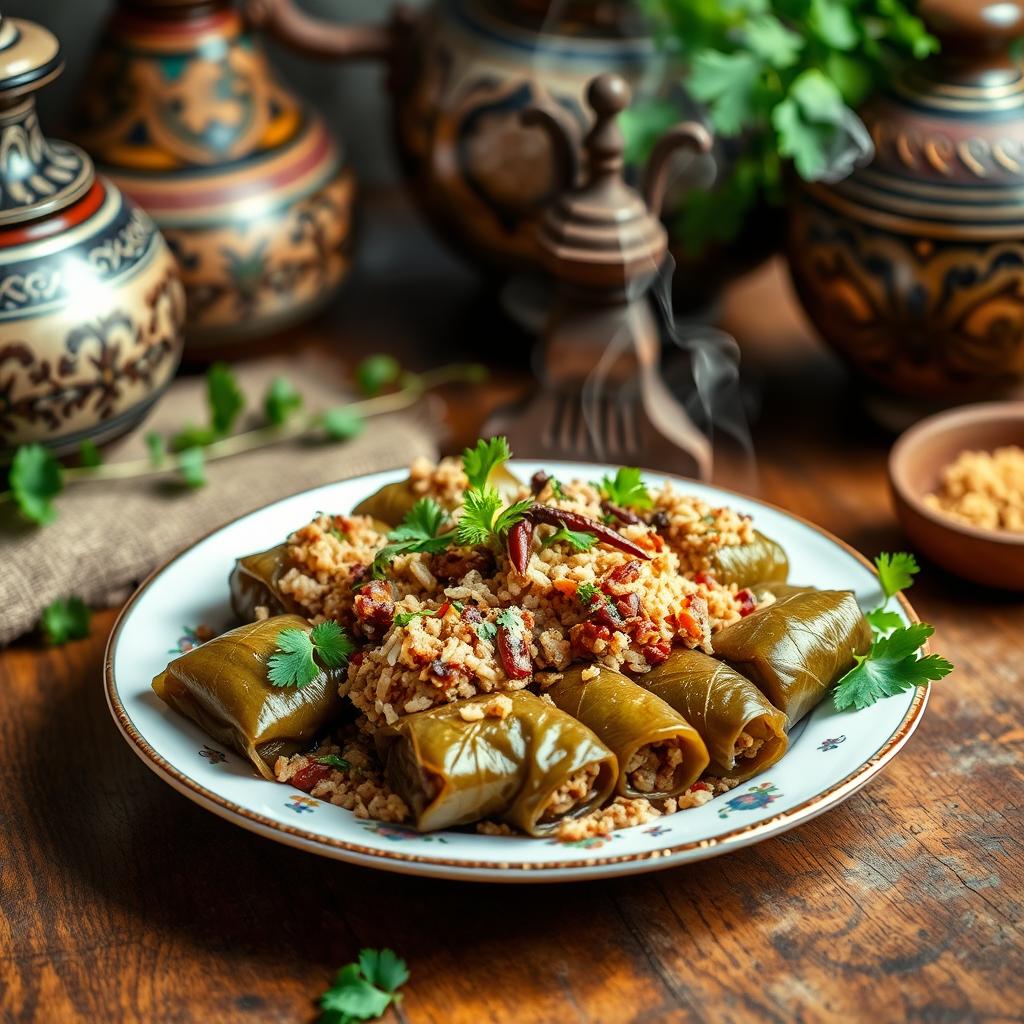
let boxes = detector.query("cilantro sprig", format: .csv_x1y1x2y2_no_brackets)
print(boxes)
319,948,409,1024
542,526,597,552
369,498,455,579
596,467,652,510
267,621,354,689
833,551,952,711
40,597,91,645
453,437,533,549
1,360,485,528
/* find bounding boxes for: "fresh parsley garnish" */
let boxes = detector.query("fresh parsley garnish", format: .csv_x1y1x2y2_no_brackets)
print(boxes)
317,754,351,771
78,440,103,468
496,607,525,634
456,487,533,549
596,467,652,510
550,477,567,500
461,436,512,491
40,597,91,645
177,446,206,489
267,621,354,689
875,551,919,600
475,621,497,643
833,551,952,711
9,443,64,524
369,499,454,579
541,526,597,552
321,407,366,441
833,624,953,711
328,525,350,544
264,375,303,426
393,602,461,628
356,355,402,397
319,948,409,1024
576,582,600,606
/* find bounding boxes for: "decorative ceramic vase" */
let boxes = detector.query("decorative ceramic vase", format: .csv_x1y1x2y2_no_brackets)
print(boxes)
787,0,1024,400
73,0,354,352
0,15,184,461
251,0,656,274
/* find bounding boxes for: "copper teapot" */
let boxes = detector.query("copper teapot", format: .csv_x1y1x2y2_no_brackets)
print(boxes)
247,0,658,274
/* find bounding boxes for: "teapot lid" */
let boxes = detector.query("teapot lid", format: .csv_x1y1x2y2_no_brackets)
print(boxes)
0,15,94,226
0,15,63,98
534,74,668,290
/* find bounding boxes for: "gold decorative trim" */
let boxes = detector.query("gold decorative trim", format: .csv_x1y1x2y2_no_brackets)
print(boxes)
104,466,929,877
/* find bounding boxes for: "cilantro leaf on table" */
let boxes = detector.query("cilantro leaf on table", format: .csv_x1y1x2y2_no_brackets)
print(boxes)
319,949,408,1024
207,362,245,435
875,551,920,600
177,447,206,489
461,436,512,491
542,526,597,552
596,467,652,510
9,444,64,525
267,621,353,688
322,407,365,441
356,355,401,397
833,624,953,711
145,431,165,468
40,597,91,645
78,440,103,468
263,376,303,426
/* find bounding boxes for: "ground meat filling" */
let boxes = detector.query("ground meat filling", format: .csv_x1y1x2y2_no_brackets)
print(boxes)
735,730,766,762
539,763,601,822
624,740,688,794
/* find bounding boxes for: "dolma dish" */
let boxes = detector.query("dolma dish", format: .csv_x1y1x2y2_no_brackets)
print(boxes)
640,650,788,782
147,441,887,843
153,614,348,779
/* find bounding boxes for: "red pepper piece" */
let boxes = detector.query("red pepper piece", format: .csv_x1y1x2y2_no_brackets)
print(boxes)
506,518,535,574
497,621,532,679
736,588,757,617
525,506,650,561
291,761,332,793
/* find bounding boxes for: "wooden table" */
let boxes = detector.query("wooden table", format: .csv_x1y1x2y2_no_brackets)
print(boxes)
2,215,1022,1022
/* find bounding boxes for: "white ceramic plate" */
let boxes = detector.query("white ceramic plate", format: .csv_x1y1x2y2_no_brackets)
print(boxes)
105,461,926,883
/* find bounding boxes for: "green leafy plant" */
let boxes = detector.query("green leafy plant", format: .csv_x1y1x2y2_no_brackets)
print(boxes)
631,0,937,252
541,526,597,552
267,621,354,689
1,358,485,528
455,437,533,549
40,597,92,645
833,551,953,710
368,498,456,580
319,948,409,1024
596,467,652,510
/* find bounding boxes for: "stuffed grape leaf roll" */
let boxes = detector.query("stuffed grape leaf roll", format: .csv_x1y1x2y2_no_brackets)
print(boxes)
712,590,872,725
152,615,347,779
229,543,303,623
375,692,617,834
545,666,709,798
709,530,789,588
640,650,787,782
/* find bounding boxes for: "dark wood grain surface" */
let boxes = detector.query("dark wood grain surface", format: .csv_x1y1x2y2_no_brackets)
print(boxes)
1,207,1022,1023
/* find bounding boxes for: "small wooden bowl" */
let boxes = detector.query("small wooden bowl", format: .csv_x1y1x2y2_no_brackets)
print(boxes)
889,402,1024,590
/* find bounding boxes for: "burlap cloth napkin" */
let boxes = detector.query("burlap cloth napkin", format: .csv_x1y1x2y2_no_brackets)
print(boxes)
0,354,439,645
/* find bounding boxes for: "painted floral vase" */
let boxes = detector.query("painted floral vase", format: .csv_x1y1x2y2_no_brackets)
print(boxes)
73,0,354,352
787,0,1024,400
0,15,184,461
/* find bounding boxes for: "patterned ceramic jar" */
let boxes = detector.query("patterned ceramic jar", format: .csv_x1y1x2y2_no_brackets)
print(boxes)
787,0,1024,400
0,15,184,460
73,0,354,352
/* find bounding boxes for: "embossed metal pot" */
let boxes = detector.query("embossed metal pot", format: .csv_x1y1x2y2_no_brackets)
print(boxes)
250,0,656,274
73,0,354,352
0,15,184,460
787,0,1024,400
